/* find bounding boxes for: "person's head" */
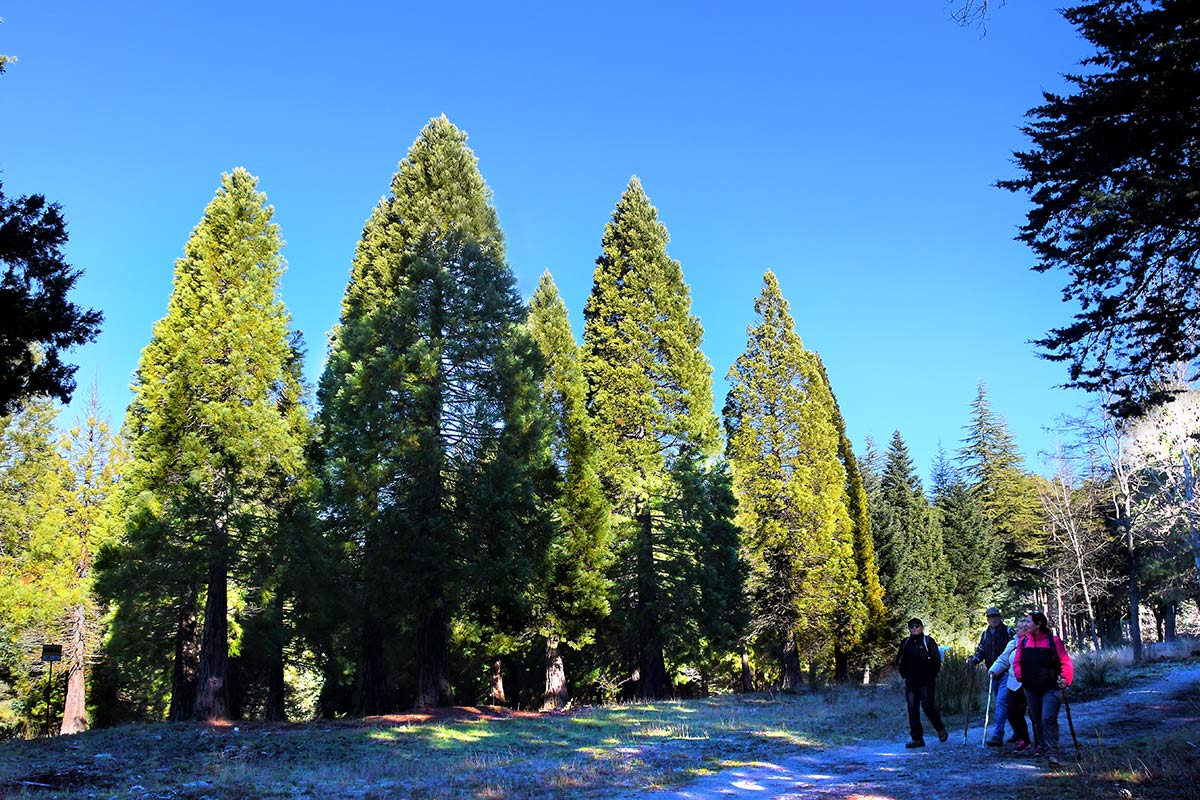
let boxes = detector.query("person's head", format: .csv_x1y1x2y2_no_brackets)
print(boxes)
986,606,1003,627
1017,615,1033,635
908,617,924,635
1029,611,1050,635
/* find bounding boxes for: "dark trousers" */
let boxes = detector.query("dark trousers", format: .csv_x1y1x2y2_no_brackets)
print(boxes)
1006,686,1030,742
1025,688,1062,751
905,682,944,741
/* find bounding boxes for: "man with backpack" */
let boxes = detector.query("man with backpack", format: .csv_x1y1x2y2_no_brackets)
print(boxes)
968,606,1017,746
896,617,949,748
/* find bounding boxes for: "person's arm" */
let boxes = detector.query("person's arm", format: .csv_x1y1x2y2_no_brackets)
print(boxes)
1012,639,1023,682
1055,637,1074,686
989,644,1012,679
896,642,906,679
929,637,941,676
969,630,986,664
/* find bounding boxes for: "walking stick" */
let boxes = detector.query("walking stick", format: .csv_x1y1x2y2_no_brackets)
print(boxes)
1062,684,1081,760
963,663,976,743
982,677,993,747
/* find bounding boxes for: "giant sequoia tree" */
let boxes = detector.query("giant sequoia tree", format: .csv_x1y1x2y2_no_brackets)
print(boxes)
724,273,865,688
1000,0,1200,416
319,117,552,710
527,273,613,710
581,178,727,699
101,169,312,721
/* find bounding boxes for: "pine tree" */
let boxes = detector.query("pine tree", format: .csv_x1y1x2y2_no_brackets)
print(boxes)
581,177,723,698
527,272,614,710
319,117,552,709
958,382,1046,596
101,169,311,721
724,273,864,688
875,431,955,629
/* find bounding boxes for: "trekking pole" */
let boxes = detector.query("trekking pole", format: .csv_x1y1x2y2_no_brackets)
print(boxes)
963,663,976,743
982,676,993,747
1062,684,1081,760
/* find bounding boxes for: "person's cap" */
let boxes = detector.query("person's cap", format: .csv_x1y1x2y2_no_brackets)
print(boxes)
986,607,1002,617
907,617,923,628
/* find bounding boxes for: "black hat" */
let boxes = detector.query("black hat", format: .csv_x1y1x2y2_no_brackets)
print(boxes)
986,607,1002,617
908,617,923,629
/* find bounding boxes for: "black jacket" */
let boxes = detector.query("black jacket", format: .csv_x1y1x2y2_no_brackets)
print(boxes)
896,634,941,686
973,624,1016,667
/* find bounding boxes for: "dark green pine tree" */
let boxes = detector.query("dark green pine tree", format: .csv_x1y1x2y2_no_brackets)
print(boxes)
319,117,552,710
581,177,723,698
957,382,1046,597
102,169,312,721
815,356,888,681
875,431,956,630
931,445,1000,627
527,272,614,710
724,273,865,689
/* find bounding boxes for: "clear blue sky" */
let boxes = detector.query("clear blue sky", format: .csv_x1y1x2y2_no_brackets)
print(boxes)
0,1,1094,483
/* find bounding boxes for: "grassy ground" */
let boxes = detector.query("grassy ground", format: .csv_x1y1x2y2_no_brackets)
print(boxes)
0,686,894,799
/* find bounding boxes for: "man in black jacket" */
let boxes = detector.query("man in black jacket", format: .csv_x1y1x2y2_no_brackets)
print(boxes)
968,606,1016,745
896,618,948,748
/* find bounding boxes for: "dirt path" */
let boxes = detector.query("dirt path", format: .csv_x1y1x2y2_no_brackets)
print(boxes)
608,662,1200,800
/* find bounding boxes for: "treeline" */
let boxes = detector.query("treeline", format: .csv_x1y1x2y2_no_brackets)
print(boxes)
1,117,1197,734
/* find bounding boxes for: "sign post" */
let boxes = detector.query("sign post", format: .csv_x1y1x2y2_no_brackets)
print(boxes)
40,644,61,737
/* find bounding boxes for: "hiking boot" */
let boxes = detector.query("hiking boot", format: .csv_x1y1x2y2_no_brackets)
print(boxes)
905,739,926,748
985,736,1003,747
1046,751,1062,767
1014,739,1031,753
937,729,949,743
1007,734,1020,742
1032,746,1046,758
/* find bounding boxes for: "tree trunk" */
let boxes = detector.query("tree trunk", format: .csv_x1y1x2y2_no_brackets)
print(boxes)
740,650,753,693
833,646,849,683
781,631,801,691
357,613,390,715
265,591,286,721
489,660,506,706
415,606,453,707
635,507,669,699
168,602,199,721
193,552,229,720
1164,602,1177,642
542,633,568,711
59,603,88,734
1123,513,1143,662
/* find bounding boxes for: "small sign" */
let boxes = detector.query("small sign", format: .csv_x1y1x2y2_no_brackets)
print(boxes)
40,644,62,663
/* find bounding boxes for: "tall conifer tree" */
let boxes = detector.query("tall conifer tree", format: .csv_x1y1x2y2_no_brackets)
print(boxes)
724,273,865,688
103,169,311,721
931,446,1000,625
875,431,955,629
581,178,723,698
527,273,614,710
319,117,551,709
958,382,1046,595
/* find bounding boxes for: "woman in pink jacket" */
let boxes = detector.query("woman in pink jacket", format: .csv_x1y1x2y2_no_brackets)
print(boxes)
1012,611,1074,765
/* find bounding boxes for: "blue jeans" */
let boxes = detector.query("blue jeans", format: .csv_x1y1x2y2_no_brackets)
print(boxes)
1025,688,1062,752
989,677,1010,741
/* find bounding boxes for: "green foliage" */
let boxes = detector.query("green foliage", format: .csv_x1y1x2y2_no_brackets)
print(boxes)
999,0,1200,415
957,382,1046,597
932,447,1001,629
99,168,314,721
0,182,103,416
874,431,956,631
724,273,865,686
319,116,553,709
581,177,727,697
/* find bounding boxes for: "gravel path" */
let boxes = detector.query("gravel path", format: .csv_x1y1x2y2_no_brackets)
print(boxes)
607,661,1200,800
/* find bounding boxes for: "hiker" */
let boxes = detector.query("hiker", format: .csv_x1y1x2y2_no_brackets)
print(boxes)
895,617,949,748
968,606,1017,746
986,614,1032,753
1012,611,1074,766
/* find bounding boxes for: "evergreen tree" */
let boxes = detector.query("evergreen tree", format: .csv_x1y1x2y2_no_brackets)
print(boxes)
958,382,1046,596
875,431,955,629
932,446,1000,630
581,177,723,698
724,273,865,688
816,356,888,680
319,117,552,709
101,169,311,721
526,272,614,710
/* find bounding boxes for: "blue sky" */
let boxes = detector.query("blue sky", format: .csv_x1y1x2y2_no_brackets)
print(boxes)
1,1,1095,482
